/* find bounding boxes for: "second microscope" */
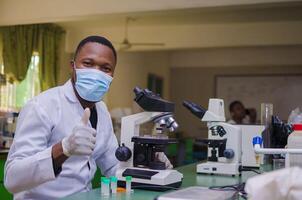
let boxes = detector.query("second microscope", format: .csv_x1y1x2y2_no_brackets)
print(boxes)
183,99,242,176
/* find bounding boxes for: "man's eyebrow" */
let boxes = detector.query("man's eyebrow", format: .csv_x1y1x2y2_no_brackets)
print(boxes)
81,57,94,61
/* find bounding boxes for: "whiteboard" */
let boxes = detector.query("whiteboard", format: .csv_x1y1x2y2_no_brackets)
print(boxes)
215,75,302,121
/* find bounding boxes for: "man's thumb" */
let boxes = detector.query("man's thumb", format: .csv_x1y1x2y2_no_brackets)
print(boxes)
81,108,90,125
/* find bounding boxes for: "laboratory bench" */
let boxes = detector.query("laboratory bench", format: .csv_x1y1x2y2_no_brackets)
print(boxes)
62,163,258,200
0,149,13,199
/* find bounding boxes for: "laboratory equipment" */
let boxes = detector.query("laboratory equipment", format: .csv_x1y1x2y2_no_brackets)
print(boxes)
0,112,18,149
102,178,110,196
273,158,285,170
155,186,237,200
183,99,242,176
261,103,273,164
125,176,132,193
271,115,292,149
110,176,117,194
238,125,265,167
260,103,273,127
253,124,302,168
101,177,105,194
115,87,183,191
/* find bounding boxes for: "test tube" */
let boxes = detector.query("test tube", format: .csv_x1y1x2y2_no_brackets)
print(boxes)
125,176,132,193
103,178,110,196
100,177,105,194
110,176,118,194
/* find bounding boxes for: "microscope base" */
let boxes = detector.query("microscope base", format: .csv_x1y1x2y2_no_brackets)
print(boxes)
197,162,241,176
117,180,182,191
116,167,183,191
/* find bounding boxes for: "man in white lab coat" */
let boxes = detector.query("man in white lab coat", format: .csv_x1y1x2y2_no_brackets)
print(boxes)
4,36,172,199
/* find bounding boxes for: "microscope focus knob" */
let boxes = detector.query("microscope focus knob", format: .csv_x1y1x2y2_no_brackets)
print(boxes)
223,149,235,159
115,143,132,161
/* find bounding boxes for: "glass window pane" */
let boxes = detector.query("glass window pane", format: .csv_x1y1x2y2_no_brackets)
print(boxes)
0,54,40,112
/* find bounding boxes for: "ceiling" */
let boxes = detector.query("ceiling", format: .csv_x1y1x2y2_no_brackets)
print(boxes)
0,0,301,26
1,0,302,51
58,3,302,29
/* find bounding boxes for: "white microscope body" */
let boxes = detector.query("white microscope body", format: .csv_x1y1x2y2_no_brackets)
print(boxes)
184,99,242,176
115,87,183,190
115,112,183,188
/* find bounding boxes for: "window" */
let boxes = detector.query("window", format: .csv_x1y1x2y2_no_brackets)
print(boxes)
0,53,41,112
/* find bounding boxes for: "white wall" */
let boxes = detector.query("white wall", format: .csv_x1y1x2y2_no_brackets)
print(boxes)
170,45,302,68
62,20,302,53
107,51,170,110
169,46,302,137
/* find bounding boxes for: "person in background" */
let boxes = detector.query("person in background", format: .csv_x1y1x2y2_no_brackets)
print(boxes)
227,100,257,124
4,35,172,200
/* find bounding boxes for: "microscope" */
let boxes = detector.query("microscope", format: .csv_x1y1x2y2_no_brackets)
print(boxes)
115,87,183,191
183,99,242,176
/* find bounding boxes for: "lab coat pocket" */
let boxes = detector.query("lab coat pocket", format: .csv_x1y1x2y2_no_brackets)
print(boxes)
88,158,97,181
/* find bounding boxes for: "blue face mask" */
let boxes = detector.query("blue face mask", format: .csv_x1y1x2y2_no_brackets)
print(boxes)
74,68,113,102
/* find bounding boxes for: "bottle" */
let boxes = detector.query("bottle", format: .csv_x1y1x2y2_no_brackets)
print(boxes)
287,124,302,167
110,176,117,194
125,176,132,193
103,178,110,196
100,177,105,194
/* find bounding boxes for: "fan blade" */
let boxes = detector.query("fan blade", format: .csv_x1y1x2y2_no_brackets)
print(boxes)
129,42,165,46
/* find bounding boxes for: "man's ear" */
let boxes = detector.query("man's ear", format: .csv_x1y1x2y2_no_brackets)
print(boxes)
69,60,75,69
70,61,76,83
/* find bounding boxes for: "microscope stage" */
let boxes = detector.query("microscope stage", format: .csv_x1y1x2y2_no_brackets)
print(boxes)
132,136,178,144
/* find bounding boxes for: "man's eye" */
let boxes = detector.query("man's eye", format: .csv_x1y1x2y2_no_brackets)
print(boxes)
83,62,92,66
102,66,111,72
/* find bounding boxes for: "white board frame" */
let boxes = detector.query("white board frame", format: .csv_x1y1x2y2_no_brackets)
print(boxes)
215,74,302,121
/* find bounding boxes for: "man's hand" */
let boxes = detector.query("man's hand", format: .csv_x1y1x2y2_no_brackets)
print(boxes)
155,152,173,169
62,108,96,156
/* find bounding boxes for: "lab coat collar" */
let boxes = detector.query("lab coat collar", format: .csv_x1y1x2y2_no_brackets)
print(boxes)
63,80,79,103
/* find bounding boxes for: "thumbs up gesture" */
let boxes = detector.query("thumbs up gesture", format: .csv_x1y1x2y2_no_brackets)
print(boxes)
62,108,97,157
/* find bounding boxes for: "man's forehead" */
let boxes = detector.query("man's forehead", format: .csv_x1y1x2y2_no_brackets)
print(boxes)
77,42,115,59
78,42,108,53
235,104,244,109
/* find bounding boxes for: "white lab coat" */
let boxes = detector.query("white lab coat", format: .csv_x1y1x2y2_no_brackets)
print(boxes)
4,80,119,200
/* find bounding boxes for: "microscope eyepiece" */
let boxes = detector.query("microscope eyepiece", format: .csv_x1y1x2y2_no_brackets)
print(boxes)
183,100,207,119
133,86,142,95
133,86,174,112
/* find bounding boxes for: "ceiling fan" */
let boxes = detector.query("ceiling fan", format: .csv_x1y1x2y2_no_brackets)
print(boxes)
117,17,165,50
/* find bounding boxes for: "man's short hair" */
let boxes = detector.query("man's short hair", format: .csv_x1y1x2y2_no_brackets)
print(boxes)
74,35,117,62
229,101,244,112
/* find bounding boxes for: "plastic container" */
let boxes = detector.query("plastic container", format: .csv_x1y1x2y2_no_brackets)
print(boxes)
110,176,118,194
287,124,302,167
125,176,132,193
103,178,110,196
100,177,105,194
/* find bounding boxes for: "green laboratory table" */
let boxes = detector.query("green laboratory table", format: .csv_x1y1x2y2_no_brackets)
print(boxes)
62,163,258,200
0,149,13,200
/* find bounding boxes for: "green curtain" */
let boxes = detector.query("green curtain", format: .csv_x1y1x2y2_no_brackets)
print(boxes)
1,25,39,82
37,24,65,91
0,24,65,90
